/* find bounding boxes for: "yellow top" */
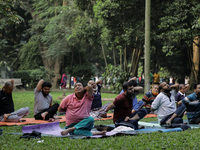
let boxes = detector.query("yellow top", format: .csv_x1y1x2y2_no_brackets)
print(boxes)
153,73,160,83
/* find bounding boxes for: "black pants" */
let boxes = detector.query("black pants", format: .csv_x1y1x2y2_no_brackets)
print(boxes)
34,103,59,120
189,114,200,124
115,108,147,130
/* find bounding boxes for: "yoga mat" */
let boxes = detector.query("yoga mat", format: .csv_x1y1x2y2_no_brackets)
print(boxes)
138,121,161,127
0,113,113,126
94,113,113,121
137,128,182,134
22,122,64,136
0,116,66,126
144,114,157,118
22,122,137,138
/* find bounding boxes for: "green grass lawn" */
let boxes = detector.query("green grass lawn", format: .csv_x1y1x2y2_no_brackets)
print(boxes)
1,90,200,150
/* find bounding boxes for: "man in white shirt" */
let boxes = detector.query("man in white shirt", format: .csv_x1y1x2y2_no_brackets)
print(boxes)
151,82,186,125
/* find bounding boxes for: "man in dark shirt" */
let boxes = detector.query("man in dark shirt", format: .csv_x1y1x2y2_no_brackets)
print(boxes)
175,84,189,108
89,79,111,118
106,82,147,130
0,79,29,122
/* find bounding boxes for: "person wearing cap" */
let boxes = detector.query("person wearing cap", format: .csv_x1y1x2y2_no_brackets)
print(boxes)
34,79,59,120
0,79,30,122
153,70,160,84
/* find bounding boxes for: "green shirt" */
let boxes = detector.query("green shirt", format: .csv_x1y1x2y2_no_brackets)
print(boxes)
150,73,153,83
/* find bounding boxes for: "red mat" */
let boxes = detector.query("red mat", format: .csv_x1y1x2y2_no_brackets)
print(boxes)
0,114,114,126
144,114,157,118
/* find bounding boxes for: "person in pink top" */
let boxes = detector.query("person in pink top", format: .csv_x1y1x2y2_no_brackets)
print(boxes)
58,82,106,136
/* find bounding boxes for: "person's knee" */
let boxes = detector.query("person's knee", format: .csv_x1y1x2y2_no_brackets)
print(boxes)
87,116,94,123
54,103,60,108
24,107,30,114
139,108,147,117
173,118,183,124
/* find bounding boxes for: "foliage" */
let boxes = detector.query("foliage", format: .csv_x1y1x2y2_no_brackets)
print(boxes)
19,41,43,70
13,67,54,88
66,63,95,86
103,64,131,93
0,0,23,29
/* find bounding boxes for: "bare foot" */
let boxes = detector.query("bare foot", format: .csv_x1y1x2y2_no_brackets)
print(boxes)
166,119,172,125
92,131,106,136
61,127,76,136
124,116,130,122
4,114,11,121
41,112,48,120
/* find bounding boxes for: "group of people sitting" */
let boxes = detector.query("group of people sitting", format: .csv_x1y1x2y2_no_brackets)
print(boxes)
1,78,200,136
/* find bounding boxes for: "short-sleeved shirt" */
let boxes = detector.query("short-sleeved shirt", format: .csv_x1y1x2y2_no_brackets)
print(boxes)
91,84,102,110
34,88,53,115
153,73,160,83
151,90,176,124
0,90,14,116
182,92,200,122
60,92,93,126
113,93,133,123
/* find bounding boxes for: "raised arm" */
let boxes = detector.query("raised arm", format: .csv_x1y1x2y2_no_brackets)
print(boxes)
185,84,189,92
10,79,14,86
36,79,44,91
170,83,179,89
96,79,103,85
85,85,93,98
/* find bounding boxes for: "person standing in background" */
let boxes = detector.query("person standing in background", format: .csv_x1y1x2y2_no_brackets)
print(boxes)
153,70,160,84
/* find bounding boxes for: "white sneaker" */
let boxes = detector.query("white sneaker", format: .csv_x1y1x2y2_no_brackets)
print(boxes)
60,86,61,89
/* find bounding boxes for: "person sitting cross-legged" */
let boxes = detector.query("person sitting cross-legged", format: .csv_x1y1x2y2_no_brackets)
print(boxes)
178,83,200,124
58,82,106,136
34,79,59,120
106,82,147,130
142,84,159,114
0,79,30,122
175,84,189,108
151,82,186,126
89,79,111,118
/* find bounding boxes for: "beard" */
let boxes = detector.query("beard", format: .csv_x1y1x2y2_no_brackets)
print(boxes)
42,90,49,97
126,92,135,100
163,88,171,93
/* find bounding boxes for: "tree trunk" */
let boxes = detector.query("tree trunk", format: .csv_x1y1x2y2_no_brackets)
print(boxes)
190,36,200,89
124,47,128,72
120,49,123,71
101,42,108,68
144,0,151,93
63,0,68,6
113,48,116,67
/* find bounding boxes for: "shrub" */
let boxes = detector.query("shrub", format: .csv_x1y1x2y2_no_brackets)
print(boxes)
13,67,54,89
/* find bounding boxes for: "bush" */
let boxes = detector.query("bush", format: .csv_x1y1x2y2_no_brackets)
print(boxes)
13,67,54,89
66,63,95,86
